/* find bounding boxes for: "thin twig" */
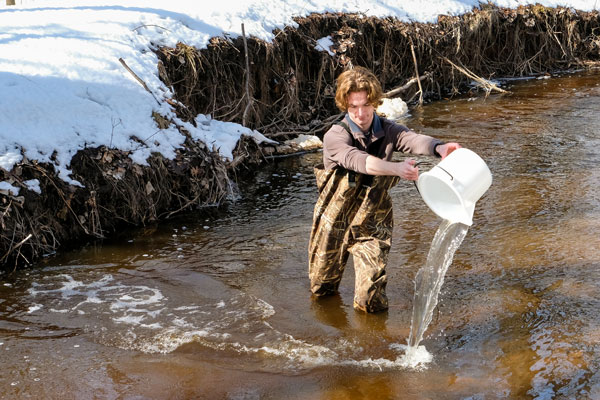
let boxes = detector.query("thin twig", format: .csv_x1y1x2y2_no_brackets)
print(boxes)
160,193,202,219
383,73,431,98
241,23,254,127
266,130,314,138
0,233,32,264
119,57,161,105
409,37,424,106
131,24,170,32
442,57,508,94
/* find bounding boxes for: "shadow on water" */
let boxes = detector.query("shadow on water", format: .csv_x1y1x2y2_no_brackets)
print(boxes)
1,71,600,399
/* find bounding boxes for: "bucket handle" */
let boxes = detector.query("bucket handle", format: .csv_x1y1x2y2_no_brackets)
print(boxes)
436,166,454,181
414,161,454,181
412,161,454,196
412,161,432,196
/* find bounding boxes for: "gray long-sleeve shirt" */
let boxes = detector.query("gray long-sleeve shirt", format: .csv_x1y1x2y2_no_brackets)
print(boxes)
322,114,443,174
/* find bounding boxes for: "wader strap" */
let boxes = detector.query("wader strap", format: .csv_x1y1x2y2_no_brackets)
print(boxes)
336,121,357,187
338,121,351,133
335,121,384,188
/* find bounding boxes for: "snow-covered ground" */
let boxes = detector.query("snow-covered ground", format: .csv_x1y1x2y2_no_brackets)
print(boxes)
1,0,598,194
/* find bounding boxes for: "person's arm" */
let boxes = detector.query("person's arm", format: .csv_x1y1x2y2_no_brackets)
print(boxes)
365,156,419,180
365,122,462,180
322,125,370,173
364,142,463,180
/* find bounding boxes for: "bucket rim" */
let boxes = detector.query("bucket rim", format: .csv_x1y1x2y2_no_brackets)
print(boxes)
417,169,474,226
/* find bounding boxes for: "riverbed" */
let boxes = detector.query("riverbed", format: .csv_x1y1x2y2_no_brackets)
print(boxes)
1,70,599,399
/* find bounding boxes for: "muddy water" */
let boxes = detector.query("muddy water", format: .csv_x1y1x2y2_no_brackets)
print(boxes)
2,71,600,399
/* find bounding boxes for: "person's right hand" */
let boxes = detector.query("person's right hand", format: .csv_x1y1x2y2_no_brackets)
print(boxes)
397,159,419,181
437,142,462,159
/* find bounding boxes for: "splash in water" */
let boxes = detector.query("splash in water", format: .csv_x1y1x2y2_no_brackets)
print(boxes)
407,219,469,353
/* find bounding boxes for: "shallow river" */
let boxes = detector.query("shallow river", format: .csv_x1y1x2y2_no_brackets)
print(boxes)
1,71,600,399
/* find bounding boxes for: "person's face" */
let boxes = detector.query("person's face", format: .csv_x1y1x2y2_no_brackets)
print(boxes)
347,91,374,132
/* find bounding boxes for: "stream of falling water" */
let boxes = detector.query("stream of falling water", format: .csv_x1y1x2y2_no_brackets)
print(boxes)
403,219,469,366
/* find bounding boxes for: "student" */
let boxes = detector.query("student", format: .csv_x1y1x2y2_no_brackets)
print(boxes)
308,66,460,313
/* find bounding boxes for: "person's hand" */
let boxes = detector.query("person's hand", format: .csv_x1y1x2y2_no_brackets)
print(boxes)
437,142,461,159
397,159,419,181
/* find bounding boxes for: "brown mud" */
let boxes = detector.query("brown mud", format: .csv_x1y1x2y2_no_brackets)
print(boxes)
2,4,600,272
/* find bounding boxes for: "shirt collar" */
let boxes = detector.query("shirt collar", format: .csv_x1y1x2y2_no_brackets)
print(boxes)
345,113,384,140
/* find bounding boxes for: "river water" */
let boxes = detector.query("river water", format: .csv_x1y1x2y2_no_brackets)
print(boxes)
1,71,600,399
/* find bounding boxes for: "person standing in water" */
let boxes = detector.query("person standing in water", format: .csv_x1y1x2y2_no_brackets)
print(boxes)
308,66,461,313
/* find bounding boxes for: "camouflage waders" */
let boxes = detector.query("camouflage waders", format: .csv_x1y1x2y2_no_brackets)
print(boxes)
308,165,400,313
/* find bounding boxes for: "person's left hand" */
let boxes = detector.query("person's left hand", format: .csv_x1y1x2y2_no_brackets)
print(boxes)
437,142,461,159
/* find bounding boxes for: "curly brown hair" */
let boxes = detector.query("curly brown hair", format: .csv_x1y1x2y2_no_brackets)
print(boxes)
334,66,383,112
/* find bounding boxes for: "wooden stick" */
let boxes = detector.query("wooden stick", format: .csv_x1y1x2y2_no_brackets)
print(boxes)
383,73,431,98
410,33,511,96
443,57,508,94
409,37,424,106
241,23,253,127
119,57,161,105
0,233,32,264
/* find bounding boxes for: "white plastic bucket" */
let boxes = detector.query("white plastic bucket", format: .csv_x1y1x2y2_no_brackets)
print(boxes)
416,148,492,226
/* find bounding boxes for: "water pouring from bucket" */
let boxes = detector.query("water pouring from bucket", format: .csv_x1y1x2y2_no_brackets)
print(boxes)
416,148,492,226
401,149,492,365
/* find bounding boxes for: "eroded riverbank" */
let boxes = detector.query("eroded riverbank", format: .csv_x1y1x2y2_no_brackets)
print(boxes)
2,4,600,272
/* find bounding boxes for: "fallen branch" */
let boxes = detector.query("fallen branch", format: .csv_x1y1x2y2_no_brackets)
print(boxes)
119,57,162,105
241,23,254,127
383,73,431,98
0,233,32,265
409,37,424,106
442,57,508,94
160,193,202,219
266,130,316,138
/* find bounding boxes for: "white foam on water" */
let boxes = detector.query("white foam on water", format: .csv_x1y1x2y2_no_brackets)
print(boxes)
113,314,148,326
172,316,193,328
27,304,42,313
24,274,281,359
25,273,433,372
136,329,211,354
27,274,169,329
391,343,434,370
324,342,434,371
254,298,275,318
173,305,200,311
88,292,341,371
124,298,282,355
249,335,339,367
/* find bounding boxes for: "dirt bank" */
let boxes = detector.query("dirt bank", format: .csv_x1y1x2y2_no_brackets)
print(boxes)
2,4,599,272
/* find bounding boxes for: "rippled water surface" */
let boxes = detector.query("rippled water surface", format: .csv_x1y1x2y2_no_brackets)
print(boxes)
1,71,600,399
